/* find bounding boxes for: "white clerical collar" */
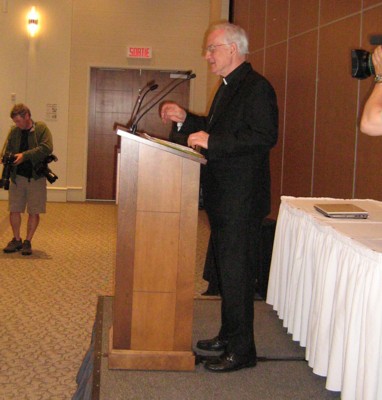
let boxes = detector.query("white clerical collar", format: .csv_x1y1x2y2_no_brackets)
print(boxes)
223,78,228,85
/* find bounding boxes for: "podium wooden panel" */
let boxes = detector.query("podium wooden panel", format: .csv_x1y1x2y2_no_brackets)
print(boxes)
109,127,206,371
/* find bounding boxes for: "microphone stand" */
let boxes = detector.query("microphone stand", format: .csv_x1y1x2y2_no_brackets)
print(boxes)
126,87,143,128
127,83,158,129
131,73,196,135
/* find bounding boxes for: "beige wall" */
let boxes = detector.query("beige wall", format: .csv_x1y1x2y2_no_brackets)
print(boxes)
234,0,382,218
0,0,72,201
207,0,231,105
0,0,228,202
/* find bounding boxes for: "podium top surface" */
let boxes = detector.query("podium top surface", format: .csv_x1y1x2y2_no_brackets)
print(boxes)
116,126,207,165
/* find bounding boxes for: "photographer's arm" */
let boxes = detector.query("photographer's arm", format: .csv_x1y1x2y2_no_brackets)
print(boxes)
361,46,382,136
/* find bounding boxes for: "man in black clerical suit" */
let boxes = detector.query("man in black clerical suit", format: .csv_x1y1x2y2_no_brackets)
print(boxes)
161,22,278,372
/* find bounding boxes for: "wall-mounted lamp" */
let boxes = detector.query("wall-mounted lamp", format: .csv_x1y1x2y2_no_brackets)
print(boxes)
27,6,39,37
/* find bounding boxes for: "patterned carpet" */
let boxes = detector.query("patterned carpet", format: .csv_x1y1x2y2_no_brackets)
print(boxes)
0,201,210,400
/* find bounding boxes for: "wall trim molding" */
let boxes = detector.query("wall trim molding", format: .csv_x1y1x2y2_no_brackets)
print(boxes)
0,186,85,203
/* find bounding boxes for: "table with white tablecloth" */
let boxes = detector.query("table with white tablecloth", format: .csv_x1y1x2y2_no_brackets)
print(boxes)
267,196,382,400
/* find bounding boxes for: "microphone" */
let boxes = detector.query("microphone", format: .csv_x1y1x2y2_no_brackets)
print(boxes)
131,73,196,135
127,82,158,128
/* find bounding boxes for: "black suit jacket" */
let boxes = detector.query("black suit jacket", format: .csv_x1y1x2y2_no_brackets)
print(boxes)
180,62,278,221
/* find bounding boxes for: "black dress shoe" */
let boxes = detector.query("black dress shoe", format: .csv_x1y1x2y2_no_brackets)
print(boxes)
201,288,220,296
196,336,228,352
204,352,257,373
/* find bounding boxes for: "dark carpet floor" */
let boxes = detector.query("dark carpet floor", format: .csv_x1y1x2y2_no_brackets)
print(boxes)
91,297,341,400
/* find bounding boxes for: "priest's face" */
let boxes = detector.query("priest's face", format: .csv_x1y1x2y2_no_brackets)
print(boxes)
204,29,236,77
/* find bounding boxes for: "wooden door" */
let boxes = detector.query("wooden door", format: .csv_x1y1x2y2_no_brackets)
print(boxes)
87,68,191,200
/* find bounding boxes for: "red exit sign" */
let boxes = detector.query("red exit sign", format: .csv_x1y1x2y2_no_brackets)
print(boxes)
127,46,152,59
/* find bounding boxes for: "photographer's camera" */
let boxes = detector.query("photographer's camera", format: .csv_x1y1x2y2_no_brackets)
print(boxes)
34,154,58,184
0,153,58,190
0,152,16,190
352,35,382,79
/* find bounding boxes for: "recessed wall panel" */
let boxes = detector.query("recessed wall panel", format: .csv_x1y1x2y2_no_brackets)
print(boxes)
314,16,360,197
363,0,382,6
248,50,264,75
249,0,266,51
234,0,382,213
266,0,289,46
320,0,361,25
232,0,250,31
265,43,287,218
283,31,318,198
289,0,319,37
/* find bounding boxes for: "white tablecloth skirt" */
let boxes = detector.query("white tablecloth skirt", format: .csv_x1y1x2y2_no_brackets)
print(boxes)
267,196,382,400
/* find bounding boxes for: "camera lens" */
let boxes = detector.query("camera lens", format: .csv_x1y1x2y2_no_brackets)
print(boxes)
351,49,375,79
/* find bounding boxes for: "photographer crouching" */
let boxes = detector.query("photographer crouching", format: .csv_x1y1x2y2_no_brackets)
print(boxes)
1,103,55,256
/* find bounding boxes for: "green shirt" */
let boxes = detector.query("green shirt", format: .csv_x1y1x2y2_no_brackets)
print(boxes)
2,121,54,182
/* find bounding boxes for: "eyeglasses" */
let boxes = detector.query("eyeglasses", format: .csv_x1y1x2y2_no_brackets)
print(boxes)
205,43,231,54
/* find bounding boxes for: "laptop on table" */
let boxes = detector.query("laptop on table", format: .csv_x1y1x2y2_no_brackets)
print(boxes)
314,203,368,219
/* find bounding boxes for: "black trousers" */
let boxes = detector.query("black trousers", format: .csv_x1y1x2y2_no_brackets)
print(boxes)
208,215,263,357
202,237,219,293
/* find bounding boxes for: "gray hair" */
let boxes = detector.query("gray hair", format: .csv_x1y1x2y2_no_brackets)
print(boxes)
208,22,249,55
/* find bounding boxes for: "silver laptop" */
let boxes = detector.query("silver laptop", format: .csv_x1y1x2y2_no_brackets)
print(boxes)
314,203,368,219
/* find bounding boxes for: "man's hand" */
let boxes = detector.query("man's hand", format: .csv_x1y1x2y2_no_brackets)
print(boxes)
13,153,24,165
160,101,187,124
187,131,209,149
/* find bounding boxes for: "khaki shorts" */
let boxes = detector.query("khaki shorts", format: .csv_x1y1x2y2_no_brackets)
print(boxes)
9,175,47,214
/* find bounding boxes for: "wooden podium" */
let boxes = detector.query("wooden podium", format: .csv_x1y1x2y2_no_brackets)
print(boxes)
109,127,206,371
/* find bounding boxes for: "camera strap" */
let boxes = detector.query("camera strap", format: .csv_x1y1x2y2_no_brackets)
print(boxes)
30,121,38,148
0,132,11,158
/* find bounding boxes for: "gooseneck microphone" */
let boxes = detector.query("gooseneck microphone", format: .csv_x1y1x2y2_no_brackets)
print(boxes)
131,73,196,135
127,83,158,129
